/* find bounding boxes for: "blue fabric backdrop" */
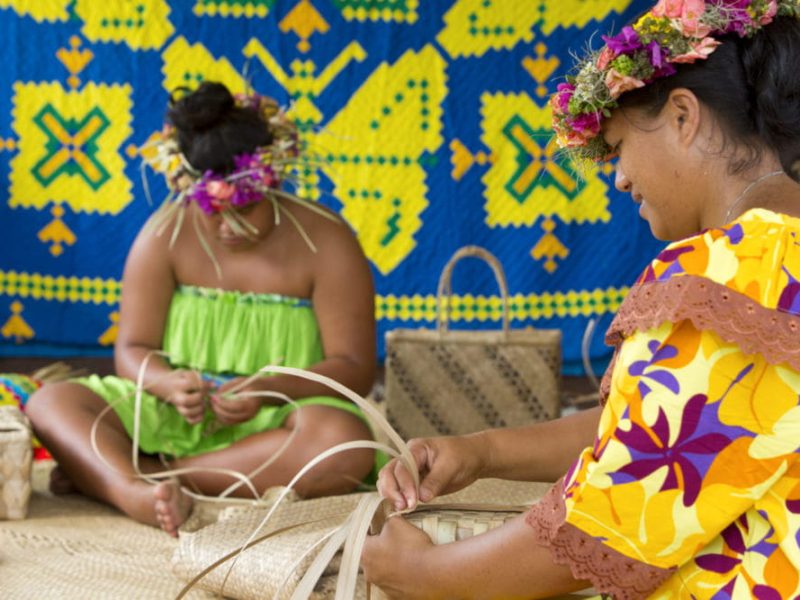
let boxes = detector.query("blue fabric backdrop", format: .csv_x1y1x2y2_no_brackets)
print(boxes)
0,0,662,373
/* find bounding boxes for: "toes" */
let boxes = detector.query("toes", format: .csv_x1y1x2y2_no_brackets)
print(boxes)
152,481,190,538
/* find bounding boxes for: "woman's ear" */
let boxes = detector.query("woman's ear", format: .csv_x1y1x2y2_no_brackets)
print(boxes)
665,88,702,149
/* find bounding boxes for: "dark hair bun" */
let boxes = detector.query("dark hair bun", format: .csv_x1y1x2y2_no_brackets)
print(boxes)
165,81,274,174
168,82,235,133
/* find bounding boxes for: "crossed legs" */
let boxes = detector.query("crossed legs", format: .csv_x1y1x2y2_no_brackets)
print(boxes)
26,382,375,537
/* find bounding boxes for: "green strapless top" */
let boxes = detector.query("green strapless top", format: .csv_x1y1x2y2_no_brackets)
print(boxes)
162,285,323,376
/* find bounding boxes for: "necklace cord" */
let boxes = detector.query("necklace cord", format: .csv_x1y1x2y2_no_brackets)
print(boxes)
724,170,784,223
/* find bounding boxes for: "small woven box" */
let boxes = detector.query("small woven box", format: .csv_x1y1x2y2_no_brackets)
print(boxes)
0,406,33,520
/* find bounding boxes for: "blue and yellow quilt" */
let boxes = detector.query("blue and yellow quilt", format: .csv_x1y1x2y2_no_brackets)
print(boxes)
0,0,662,373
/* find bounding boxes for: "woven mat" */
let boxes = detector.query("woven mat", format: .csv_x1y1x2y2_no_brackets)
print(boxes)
0,461,215,599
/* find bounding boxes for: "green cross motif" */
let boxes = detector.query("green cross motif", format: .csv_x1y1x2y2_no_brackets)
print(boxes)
32,104,111,191
502,114,581,203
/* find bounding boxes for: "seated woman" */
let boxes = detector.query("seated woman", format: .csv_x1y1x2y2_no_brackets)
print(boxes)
363,1,800,597
26,82,378,537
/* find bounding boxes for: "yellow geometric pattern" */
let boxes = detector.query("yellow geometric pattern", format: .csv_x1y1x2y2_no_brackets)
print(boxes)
10,82,134,216
339,0,419,24
376,287,629,322
74,0,174,51
243,37,367,129
320,45,448,275
162,37,248,98
38,206,77,257
98,311,119,346
0,270,120,305
243,37,367,201
481,92,611,227
57,36,95,90
450,139,495,182
193,1,271,18
538,0,634,35
437,0,541,59
0,0,69,22
437,0,634,59
522,42,560,99
1,301,34,343
279,0,330,53
531,217,570,273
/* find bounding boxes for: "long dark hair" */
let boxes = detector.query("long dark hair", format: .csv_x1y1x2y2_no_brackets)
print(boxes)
618,15,800,180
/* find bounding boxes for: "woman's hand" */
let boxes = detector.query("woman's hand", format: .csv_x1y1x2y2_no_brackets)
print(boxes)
362,516,439,599
209,378,266,425
378,433,491,511
158,369,211,425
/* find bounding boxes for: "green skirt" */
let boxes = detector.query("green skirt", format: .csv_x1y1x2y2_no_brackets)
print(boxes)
75,286,385,479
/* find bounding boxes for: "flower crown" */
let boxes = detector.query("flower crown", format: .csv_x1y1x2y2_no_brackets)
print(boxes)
552,0,800,162
146,92,300,215
142,88,337,277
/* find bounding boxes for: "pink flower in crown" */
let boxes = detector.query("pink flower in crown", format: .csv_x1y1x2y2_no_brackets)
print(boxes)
206,180,236,200
564,128,592,147
761,0,779,24
671,36,721,63
569,112,602,137
652,0,711,37
554,83,575,114
596,46,617,70
679,0,712,37
652,0,685,18
605,68,646,99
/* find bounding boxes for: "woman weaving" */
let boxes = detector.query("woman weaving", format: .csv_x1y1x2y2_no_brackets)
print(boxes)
363,1,800,597
26,82,378,537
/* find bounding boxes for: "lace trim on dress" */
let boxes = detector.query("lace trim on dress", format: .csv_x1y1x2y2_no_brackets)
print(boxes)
605,275,800,371
526,480,674,600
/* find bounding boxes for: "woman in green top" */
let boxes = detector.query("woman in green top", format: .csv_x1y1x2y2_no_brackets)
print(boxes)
26,82,378,537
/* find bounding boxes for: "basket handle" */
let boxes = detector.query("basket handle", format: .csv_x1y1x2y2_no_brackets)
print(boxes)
436,245,510,335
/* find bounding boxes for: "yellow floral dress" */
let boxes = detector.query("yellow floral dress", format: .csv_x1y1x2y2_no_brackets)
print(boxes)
528,209,800,599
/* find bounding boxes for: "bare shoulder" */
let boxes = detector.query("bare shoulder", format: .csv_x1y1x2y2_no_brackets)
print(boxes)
285,200,369,268
123,213,178,281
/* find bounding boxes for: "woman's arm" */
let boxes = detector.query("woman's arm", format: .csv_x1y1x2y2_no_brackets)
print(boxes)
380,406,601,510
362,514,588,600
114,221,210,422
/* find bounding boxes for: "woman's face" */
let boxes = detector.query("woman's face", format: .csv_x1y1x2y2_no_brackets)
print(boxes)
200,200,275,251
603,107,702,241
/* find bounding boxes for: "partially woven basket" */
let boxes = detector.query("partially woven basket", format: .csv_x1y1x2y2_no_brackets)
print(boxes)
0,405,33,520
172,479,547,599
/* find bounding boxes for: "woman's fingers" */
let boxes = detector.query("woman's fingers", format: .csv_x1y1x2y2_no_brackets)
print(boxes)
393,457,420,509
377,459,405,508
171,391,206,424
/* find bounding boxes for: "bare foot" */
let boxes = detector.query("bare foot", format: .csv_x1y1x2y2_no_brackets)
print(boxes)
153,480,192,537
49,465,78,495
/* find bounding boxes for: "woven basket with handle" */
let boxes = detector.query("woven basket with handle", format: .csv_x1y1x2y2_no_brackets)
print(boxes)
385,245,562,439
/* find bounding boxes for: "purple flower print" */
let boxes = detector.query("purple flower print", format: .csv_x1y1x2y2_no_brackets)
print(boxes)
629,340,681,398
614,394,731,505
777,266,800,316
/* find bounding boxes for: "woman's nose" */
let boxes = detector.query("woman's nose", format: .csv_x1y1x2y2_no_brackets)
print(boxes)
614,163,632,193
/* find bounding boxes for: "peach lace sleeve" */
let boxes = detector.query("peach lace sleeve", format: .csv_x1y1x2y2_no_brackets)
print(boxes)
605,275,800,370
526,480,674,600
